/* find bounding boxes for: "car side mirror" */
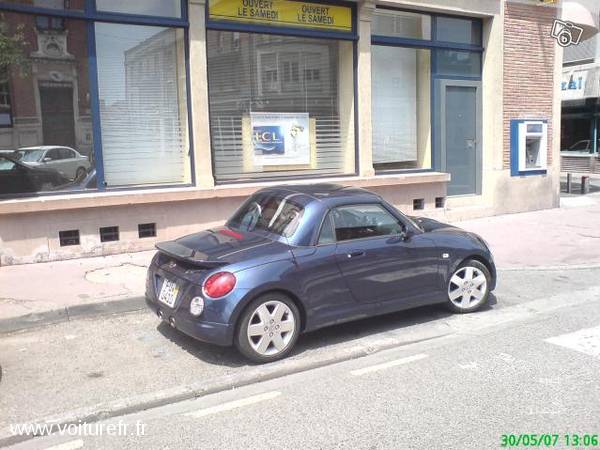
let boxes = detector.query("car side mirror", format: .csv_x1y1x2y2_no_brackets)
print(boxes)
42,157,52,162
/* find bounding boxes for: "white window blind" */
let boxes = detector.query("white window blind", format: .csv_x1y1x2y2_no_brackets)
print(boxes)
207,31,355,182
371,45,417,164
95,23,189,187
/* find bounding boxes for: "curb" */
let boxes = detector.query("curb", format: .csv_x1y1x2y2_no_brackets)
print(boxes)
0,332,450,448
0,297,146,334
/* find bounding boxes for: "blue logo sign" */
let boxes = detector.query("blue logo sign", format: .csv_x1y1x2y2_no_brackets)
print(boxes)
561,76,583,91
253,126,285,154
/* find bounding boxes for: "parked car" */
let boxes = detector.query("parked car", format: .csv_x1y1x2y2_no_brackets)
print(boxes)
146,184,497,363
561,140,600,153
15,146,91,181
0,155,70,195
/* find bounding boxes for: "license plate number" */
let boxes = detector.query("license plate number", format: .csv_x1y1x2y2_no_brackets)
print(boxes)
158,279,179,308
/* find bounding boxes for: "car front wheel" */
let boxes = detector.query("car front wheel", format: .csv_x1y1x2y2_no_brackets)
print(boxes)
446,259,491,313
235,294,300,363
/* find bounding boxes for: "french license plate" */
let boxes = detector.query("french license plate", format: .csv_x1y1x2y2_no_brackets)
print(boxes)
158,279,179,308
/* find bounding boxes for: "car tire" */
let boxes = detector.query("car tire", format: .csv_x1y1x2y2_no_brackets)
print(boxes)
235,293,301,363
75,167,87,182
445,259,491,314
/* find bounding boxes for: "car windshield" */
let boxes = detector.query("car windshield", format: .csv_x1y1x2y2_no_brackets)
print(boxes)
228,192,304,238
16,150,45,162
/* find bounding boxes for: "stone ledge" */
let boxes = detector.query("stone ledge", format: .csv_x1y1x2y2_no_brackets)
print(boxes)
0,172,450,216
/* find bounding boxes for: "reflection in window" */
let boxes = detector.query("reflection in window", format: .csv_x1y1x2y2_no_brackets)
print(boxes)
3,0,85,10
95,0,182,18
0,12,95,196
333,204,404,242
0,70,11,127
371,46,431,171
372,9,431,40
95,23,190,186
228,192,305,238
435,50,481,77
35,15,65,30
207,31,355,182
436,16,481,45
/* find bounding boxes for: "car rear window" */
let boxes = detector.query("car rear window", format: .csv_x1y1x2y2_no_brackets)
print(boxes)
228,192,304,238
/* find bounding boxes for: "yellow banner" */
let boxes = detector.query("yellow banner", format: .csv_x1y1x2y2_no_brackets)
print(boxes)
208,0,353,33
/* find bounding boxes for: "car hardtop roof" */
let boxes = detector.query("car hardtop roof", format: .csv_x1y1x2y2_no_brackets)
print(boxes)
258,183,382,205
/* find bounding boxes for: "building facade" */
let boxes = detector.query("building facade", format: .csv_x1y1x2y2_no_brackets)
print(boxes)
560,2,600,174
0,0,562,265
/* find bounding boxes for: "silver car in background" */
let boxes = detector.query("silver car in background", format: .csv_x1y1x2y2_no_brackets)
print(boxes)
16,146,91,181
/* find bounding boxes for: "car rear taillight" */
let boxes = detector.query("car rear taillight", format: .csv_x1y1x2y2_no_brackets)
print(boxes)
202,272,236,299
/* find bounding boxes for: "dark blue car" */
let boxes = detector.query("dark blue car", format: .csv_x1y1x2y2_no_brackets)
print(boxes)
146,184,496,363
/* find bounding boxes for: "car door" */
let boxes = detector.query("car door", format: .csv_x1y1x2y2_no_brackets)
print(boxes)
333,203,441,306
41,148,65,178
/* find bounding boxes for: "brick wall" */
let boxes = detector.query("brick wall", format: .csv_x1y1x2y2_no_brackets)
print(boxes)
503,2,557,169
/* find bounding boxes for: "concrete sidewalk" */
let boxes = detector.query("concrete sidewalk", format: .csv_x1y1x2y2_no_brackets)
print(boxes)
1,192,600,332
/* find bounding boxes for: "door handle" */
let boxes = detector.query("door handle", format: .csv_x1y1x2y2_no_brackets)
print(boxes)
347,250,365,258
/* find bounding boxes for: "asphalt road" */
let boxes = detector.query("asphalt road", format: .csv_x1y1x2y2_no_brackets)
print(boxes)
2,267,600,449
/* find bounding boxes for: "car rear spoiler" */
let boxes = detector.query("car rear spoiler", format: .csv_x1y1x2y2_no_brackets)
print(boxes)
155,241,228,268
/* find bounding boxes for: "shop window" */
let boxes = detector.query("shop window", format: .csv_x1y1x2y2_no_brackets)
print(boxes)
95,23,190,186
0,12,95,197
0,71,11,127
5,0,83,11
371,46,431,171
207,31,355,182
436,16,481,45
435,50,481,77
95,0,182,18
372,9,431,40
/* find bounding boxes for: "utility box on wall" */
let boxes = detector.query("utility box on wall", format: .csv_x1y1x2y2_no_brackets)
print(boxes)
510,119,548,176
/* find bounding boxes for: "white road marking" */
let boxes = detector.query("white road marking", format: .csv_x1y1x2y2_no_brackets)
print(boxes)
545,325,600,358
350,354,429,376
185,391,281,418
43,440,84,450
458,361,479,370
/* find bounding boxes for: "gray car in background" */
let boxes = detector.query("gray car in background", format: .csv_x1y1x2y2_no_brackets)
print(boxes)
16,146,91,181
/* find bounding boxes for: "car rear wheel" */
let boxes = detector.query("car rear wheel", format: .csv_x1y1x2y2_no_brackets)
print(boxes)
446,259,491,313
235,294,300,363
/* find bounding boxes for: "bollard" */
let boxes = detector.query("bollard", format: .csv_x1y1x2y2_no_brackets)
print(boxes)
566,173,572,193
581,175,590,195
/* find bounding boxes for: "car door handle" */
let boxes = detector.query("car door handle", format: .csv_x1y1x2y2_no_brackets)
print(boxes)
347,250,365,259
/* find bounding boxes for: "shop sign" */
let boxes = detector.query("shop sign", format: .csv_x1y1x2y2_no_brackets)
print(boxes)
251,112,310,166
561,69,588,100
561,66,600,101
209,0,353,33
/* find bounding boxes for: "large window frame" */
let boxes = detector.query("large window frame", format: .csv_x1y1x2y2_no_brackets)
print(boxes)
371,7,483,175
205,0,359,185
0,0,194,196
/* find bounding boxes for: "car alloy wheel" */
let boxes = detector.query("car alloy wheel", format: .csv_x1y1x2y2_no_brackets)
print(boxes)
447,263,489,312
236,294,300,363
247,300,296,356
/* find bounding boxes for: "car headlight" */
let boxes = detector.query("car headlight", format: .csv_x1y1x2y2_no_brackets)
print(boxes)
190,296,205,316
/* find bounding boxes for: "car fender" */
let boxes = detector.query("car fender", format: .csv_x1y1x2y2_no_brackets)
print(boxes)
443,248,497,291
228,260,305,331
